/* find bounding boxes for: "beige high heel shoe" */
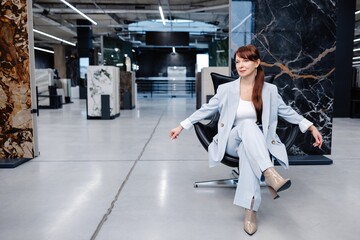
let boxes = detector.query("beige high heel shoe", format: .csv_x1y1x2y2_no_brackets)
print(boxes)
263,167,291,199
244,198,257,235
244,209,257,235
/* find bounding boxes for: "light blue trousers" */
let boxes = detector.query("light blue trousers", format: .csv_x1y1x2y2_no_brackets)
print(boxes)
225,119,273,211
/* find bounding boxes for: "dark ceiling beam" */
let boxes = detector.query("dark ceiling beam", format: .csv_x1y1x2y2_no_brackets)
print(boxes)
107,13,123,25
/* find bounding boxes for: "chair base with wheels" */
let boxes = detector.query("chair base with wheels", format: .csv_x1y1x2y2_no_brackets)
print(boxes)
193,169,267,188
194,169,239,188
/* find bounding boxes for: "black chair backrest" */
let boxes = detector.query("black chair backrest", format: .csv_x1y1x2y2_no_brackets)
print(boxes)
210,72,275,92
210,72,237,94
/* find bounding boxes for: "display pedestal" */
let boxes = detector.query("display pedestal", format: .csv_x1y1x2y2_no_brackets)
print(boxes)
86,66,120,119
0,158,32,168
59,78,73,104
79,86,87,99
120,71,136,109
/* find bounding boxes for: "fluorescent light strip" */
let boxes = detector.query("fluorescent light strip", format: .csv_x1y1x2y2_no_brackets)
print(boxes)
354,48,360,52
353,56,360,60
159,6,166,25
356,10,360,15
34,47,54,54
33,29,76,46
354,38,360,43
61,0,97,25
353,61,360,64
172,47,176,53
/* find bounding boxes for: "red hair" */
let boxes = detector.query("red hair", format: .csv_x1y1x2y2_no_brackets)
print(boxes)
234,45,265,123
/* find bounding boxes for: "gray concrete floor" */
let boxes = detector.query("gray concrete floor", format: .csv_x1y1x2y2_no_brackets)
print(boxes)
0,96,359,240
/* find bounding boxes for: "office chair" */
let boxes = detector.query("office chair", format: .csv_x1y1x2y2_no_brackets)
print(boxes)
193,72,299,187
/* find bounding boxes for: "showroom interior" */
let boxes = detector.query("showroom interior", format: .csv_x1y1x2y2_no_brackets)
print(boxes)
0,0,360,239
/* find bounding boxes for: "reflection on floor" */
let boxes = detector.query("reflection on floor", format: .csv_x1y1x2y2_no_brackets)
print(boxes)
0,97,359,240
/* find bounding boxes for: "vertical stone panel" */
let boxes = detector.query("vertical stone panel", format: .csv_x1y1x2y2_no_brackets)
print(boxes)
231,0,336,156
0,0,34,159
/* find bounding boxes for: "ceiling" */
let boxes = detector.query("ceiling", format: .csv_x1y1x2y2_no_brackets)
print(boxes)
32,0,359,56
32,0,229,50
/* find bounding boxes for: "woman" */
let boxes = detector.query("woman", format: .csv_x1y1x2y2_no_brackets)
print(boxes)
169,44,322,235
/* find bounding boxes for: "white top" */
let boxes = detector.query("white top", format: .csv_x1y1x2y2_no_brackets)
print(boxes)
233,98,257,126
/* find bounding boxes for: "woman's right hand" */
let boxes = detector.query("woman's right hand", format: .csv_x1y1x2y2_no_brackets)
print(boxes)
169,125,183,140
308,125,323,149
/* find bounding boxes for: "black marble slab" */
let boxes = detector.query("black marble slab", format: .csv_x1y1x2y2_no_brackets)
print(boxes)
231,0,337,157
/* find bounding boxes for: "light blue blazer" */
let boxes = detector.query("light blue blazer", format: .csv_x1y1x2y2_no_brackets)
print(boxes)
181,78,313,168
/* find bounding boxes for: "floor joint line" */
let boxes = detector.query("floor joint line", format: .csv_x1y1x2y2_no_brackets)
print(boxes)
90,102,168,240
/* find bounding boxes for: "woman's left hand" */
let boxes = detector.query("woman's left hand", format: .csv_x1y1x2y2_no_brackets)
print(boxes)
308,125,323,149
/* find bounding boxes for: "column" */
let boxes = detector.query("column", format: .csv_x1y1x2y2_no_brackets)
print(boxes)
54,44,66,78
77,19,94,99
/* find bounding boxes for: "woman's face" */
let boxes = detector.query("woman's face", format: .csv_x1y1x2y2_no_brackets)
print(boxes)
235,55,260,78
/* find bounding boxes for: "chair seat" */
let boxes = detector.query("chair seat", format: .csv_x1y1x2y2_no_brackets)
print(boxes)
194,121,239,168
